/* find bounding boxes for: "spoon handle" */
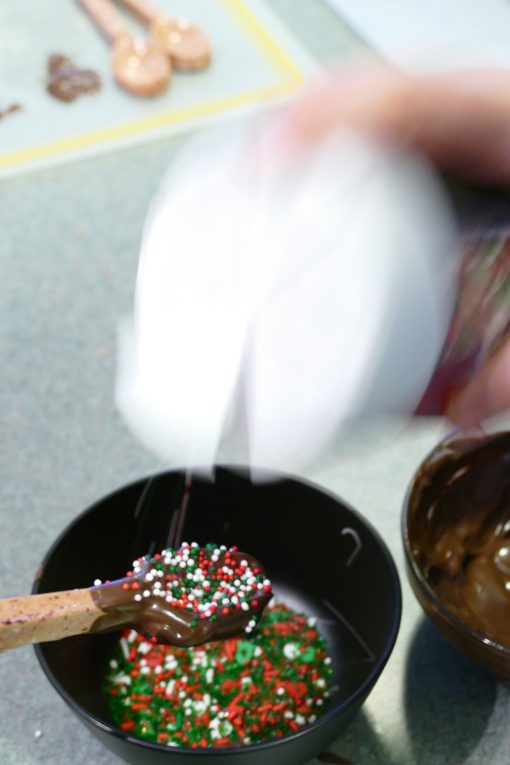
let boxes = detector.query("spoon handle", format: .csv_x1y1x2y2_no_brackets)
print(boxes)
0,589,104,652
117,0,159,24
78,0,129,42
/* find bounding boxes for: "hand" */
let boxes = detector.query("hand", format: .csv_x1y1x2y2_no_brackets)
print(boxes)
282,66,510,426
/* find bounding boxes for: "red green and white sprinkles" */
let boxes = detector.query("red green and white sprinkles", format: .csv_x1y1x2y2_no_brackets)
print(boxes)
97,542,272,636
104,602,333,748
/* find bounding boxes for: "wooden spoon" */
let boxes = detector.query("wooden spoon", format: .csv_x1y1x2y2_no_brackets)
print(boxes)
0,587,123,652
78,0,171,97
118,0,211,70
0,547,272,652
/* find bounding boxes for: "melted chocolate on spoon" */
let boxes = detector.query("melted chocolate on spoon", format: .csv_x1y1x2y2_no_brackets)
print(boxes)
91,542,273,646
408,430,510,649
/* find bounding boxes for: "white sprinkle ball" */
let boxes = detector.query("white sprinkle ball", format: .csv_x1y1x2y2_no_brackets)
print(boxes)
283,642,300,660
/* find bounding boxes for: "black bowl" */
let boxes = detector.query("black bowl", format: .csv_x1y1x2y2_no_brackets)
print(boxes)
33,467,401,765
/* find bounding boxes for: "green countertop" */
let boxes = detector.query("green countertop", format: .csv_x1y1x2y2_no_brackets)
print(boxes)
1,2,509,764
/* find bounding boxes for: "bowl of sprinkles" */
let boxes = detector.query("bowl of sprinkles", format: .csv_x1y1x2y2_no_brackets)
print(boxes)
33,467,401,765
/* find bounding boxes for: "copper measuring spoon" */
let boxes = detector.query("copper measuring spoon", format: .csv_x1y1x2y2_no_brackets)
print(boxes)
78,0,171,97
118,0,211,70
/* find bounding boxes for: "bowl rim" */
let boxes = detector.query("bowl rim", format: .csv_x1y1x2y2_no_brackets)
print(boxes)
401,434,510,659
33,465,402,756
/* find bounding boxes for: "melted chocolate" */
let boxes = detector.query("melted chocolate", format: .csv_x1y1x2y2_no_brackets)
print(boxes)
91,544,272,646
47,54,101,103
408,430,510,648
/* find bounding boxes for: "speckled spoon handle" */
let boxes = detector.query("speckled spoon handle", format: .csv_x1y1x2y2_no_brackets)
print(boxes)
0,589,116,652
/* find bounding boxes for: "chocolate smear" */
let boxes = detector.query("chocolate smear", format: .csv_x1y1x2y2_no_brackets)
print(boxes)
0,103,22,121
47,54,101,102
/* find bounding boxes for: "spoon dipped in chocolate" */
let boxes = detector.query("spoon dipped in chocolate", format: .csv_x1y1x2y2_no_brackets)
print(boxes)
0,543,272,652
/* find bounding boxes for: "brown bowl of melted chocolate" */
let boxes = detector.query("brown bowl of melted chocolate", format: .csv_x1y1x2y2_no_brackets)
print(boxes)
403,430,510,679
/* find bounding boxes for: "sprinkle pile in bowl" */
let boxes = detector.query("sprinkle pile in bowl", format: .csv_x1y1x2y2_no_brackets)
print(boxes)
104,602,333,748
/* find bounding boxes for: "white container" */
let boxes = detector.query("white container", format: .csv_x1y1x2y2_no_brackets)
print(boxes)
117,120,459,473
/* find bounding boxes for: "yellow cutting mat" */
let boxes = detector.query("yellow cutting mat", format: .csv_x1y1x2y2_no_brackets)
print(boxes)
0,0,317,177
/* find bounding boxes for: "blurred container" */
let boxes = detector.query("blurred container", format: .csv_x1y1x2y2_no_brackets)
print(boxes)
116,120,510,473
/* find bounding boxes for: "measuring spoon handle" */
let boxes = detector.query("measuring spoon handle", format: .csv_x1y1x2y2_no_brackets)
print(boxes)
0,589,105,652
117,0,160,24
78,0,130,41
